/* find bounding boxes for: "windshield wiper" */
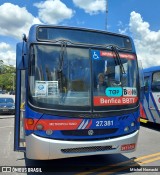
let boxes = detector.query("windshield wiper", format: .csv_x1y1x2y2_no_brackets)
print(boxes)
111,45,126,74
58,41,67,71
57,41,67,103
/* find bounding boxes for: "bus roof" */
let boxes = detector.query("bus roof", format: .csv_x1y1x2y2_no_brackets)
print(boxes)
27,24,135,52
29,24,131,39
144,66,160,73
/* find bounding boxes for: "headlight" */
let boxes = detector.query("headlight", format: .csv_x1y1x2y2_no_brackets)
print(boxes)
124,126,130,132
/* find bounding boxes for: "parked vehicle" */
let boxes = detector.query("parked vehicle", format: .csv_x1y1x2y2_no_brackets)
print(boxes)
0,96,15,115
0,90,7,94
9,90,15,95
140,66,160,124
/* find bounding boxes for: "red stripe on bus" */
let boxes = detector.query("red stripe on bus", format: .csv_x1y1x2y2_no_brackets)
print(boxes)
25,119,38,130
86,120,92,129
25,119,83,131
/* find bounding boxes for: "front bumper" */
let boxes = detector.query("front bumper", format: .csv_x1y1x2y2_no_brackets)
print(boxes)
0,109,15,114
26,130,139,160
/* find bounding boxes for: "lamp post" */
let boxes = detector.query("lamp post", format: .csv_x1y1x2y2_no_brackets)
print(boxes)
12,73,15,91
0,60,4,73
105,0,108,31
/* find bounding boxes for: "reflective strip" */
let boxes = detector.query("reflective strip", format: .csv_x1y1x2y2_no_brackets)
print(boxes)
78,120,85,129
86,120,92,129
82,120,89,129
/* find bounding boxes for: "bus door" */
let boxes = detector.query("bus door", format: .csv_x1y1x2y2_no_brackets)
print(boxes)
148,71,160,124
14,42,26,151
141,75,150,120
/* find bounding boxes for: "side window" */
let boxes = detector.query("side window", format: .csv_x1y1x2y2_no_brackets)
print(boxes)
144,76,149,92
152,72,160,92
152,72,160,82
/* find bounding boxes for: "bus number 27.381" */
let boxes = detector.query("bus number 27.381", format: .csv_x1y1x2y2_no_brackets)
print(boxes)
96,120,114,127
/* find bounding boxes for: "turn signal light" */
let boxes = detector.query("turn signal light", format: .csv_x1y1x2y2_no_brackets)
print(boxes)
27,119,34,125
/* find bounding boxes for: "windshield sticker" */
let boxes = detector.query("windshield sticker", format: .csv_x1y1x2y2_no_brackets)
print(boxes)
100,51,136,60
91,50,100,60
123,87,137,96
94,96,138,106
94,87,138,106
35,81,59,97
48,81,59,96
35,81,47,96
105,87,123,97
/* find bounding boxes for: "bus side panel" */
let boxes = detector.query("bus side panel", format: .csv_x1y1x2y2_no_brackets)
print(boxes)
148,92,160,124
141,95,155,123
143,73,160,124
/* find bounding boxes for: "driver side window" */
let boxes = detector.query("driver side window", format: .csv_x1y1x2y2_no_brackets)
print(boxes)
151,72,160,92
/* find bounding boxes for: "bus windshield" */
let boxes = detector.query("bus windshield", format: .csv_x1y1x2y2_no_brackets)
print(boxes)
28,44,138,112
92,50,138,111
29,44,91,111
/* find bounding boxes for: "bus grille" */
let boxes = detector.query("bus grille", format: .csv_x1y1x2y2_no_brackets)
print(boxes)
61,145,115,154
61,128,118,136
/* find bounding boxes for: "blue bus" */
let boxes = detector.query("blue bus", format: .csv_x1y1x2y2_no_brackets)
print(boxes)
140,66,160,124
14,25,141,160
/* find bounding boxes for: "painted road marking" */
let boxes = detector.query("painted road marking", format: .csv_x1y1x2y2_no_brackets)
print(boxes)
76,152,160,175
5,131,12,159
0,126,14,129
98,156,160,175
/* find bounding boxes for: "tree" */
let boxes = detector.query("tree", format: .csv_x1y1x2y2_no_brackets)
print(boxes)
0,64,16,91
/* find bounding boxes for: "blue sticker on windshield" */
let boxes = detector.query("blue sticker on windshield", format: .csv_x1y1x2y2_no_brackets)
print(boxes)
105,87,123,97
91,50,100,60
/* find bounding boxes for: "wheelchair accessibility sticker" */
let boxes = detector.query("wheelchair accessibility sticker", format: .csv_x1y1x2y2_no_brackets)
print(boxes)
91,50,100,60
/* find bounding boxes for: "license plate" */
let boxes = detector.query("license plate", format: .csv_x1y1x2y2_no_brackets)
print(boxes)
3,109,9,112
121,143,136,151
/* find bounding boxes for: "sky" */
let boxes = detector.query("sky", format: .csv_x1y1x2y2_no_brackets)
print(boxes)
0,0,160,68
